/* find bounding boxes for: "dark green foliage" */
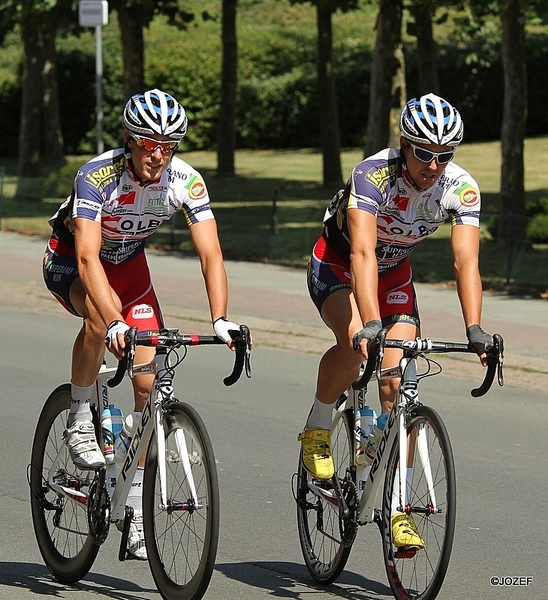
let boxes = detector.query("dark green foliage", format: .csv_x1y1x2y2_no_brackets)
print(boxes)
0,1,547,155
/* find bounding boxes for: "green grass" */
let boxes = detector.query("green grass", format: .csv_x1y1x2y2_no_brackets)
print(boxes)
1,139,547,294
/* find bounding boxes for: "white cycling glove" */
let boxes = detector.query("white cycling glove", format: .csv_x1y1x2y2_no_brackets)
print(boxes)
213,317,240,343
105,320,130,345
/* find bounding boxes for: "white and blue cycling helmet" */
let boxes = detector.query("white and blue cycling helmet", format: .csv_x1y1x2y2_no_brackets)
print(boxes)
400,93,463,147
122,88,188,139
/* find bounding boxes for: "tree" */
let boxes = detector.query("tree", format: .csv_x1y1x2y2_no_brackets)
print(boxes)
315,0,343,187
290,0,359,187
110,0,197,101
7,0,71,187
217,0,238,178
498,0,527,248
408,0,439,94
364,0,404,156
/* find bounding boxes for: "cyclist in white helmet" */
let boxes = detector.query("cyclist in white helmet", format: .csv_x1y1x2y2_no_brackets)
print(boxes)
43,88,247,559
300,93,493,549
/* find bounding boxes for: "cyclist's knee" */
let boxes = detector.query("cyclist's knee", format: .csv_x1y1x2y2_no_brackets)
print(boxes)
378,375,399,403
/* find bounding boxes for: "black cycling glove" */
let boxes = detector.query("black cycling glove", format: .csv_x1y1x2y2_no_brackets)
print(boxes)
352,320,382,351
466,324,493,356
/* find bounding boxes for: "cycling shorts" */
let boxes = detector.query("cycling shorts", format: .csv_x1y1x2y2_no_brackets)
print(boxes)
43,238,164,331
307,234,420,328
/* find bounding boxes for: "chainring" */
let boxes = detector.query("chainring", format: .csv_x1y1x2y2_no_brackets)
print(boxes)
87,477,110,545
339,477,358,547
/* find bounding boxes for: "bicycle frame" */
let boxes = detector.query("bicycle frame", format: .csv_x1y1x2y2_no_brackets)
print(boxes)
45,349,194,524
334,355,422,526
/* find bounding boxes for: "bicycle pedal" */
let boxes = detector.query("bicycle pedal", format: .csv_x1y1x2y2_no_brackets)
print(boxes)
394,547,419,559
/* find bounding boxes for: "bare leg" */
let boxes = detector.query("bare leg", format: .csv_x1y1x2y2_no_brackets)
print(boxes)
314,288,364,405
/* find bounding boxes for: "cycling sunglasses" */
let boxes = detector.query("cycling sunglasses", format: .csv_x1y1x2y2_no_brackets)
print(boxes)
129,133,179,154
405,139,454,165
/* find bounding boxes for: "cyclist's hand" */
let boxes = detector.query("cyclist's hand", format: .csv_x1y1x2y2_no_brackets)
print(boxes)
214,317,241,351
105,319,130,360
466,324,493,367
352,320,382,359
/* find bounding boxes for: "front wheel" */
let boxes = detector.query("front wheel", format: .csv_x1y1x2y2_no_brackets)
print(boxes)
381,405,456,600
296,407,356,584
29,384,100,583
143,401,220,600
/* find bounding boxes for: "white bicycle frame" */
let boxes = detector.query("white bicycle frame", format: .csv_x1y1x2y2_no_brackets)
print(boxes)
332,355,437,525
47,350,199,523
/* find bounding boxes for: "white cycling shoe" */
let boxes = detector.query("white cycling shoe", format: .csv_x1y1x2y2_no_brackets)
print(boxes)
63,421,105,470
117,510,147,560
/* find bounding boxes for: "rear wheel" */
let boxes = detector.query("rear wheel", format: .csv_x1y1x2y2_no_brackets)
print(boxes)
296,407,356,584
144,401,220,600
29,384,100,583
382,405,456,600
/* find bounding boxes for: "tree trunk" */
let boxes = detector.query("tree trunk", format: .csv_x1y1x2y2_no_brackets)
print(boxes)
364,0,403,157
17,18,43,182
388,42,406,147
411,0,439,95
316,1,343,188
41,24,65,169
217,0,238,178
497,0,527,250
117,5,145,100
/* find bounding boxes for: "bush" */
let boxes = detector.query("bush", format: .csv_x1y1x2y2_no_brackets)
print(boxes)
527,213,548,242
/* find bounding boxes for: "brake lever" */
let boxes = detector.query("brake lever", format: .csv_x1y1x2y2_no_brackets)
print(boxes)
352,328,386,391
470,333,504,397
107,327,137,388
493,333,504,387
223,325,252,386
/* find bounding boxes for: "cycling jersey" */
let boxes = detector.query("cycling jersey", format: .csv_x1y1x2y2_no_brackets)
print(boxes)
48,148,214,264
323,147,481,273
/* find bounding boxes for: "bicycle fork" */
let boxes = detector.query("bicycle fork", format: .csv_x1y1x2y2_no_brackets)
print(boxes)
395,358,439,515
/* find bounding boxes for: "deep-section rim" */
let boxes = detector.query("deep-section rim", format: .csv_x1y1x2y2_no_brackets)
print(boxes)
296,408,355,584
381,405,456,600
144,401,219,600
29,383,100,584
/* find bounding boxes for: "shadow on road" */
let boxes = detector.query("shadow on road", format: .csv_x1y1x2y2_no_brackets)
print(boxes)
0,561,156,599
216,560,392,599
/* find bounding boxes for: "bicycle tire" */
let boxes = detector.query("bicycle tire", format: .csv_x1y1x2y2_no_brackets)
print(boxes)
143,401,220,600
296,408,355,584
381,405,456,600
29,384,100,583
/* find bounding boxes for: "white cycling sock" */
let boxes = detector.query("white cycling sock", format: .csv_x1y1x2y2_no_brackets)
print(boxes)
306,396,333,430
68,382,94,426
127,467,144,513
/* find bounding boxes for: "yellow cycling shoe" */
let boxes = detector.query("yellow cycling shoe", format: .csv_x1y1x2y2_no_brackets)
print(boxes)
298,428,334,480
392,512,425,549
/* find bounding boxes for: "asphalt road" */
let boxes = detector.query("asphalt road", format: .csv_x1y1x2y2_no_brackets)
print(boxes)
0,231,547,600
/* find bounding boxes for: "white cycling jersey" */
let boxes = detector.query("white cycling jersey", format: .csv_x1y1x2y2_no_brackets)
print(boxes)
324,147,481,273
49,148,214,264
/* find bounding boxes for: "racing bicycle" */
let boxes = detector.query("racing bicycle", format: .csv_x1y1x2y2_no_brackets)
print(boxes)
29,325,252,600
294,329,504,600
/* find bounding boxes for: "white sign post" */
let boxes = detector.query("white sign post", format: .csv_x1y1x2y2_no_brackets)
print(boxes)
79,1,109,154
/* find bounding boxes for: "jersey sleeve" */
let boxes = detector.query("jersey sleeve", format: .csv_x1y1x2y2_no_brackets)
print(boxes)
168,158,215,227
348,151,400,216
72,152,125,223
439,166,481,228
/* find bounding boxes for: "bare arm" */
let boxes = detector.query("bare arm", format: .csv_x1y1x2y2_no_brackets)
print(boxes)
347,208,381,357
189,217,231,324
73,217,123,327
451,224,488,365
451,224,483,327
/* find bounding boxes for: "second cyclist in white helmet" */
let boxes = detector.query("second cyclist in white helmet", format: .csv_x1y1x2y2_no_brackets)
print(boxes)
300,93,493,548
